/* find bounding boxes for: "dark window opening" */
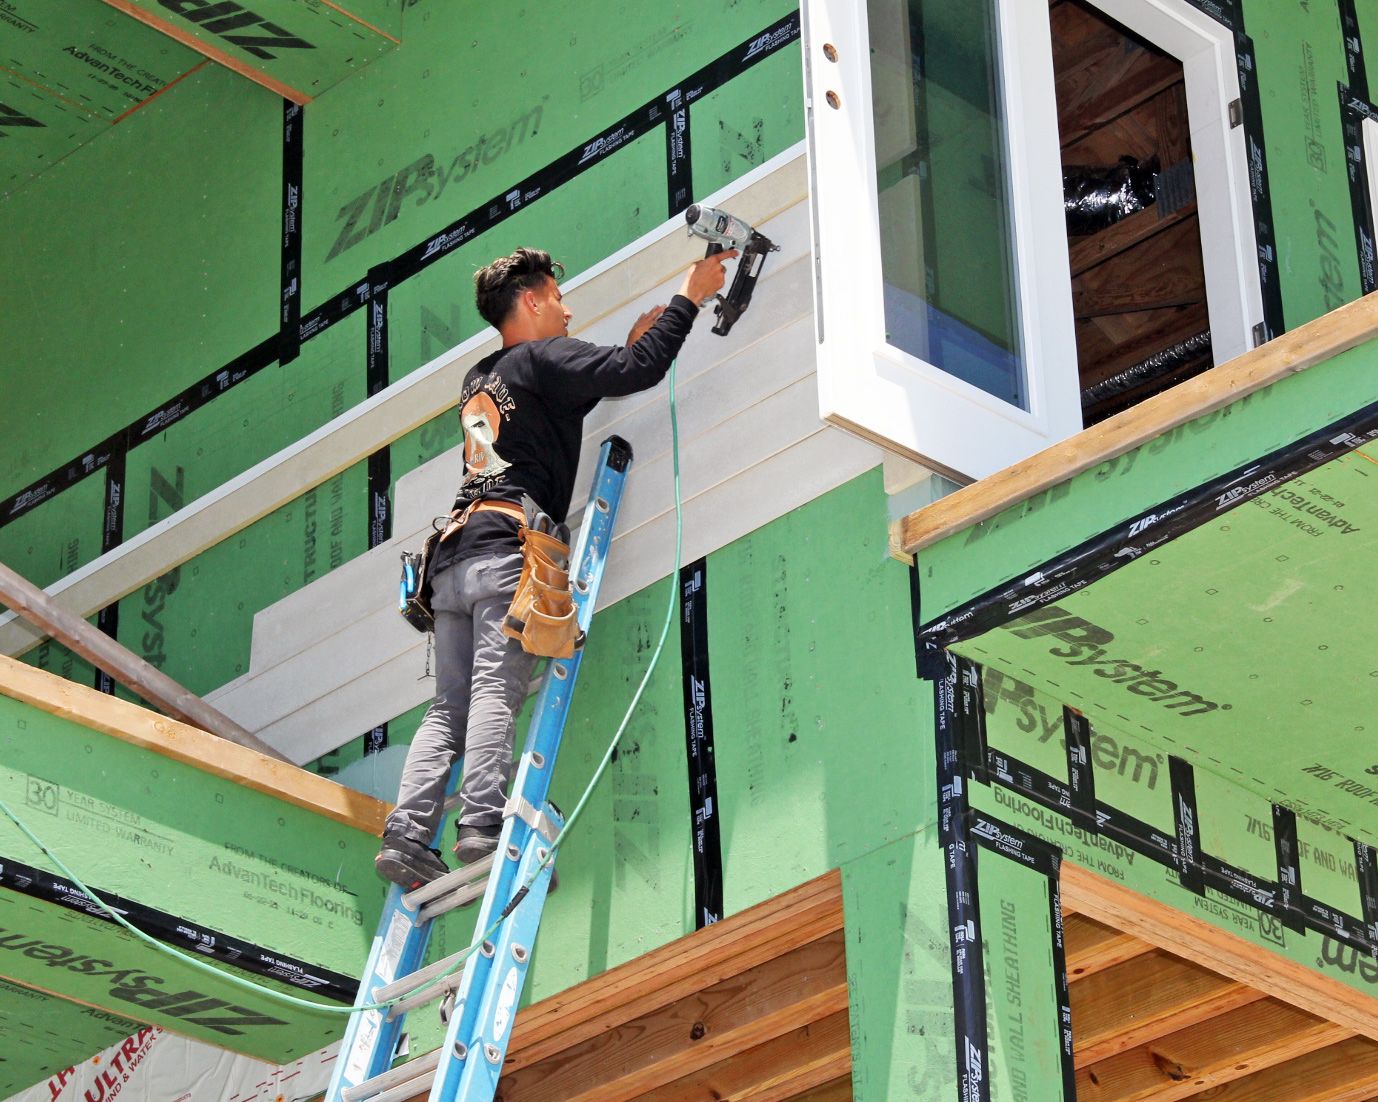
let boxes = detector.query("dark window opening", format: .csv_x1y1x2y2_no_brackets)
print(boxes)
1050,0,1214,426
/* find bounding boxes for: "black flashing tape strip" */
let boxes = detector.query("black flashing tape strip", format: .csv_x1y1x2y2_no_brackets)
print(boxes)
1169,757,1206,896
1340,86,1378,296
1355,839,1378,949
1301,892,1373,952
1178,0,1239,32
1340,0,1370,99
279,100,304,366
366,293,392,550
94,442,127,695
1,430,126,525
1272,804,1305,932
665,87,692,219
965,809,1077,1099
984,746,1175,864
1198,852,1278,914
935,657,990,1102
1236,29,1286,341
0,854,358,1004
0,13,800,533
132,336,280,447
679,559,724,929
988,748,1075,821
920,399,1378,647
1062,708,1096,828
363,724,388,755
968,809,1060,879
955,657,989,786
1047,862,1076,1102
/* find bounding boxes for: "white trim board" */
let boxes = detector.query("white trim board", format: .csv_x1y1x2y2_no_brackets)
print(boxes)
210,423,880,765
0,147,809,658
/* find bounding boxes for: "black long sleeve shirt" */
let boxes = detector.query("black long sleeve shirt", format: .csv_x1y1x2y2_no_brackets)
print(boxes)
430,293,700,574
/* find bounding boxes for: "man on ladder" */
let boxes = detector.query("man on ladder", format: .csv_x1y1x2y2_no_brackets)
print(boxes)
376,244,736,888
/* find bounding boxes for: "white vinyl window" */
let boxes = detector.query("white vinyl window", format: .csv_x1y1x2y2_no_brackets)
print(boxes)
802,0,1262,482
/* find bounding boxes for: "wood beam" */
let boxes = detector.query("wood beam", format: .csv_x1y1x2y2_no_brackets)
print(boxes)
1192,1035,1378,1101
0,559,285,759
0,652,389,835
891,291,1378,558
1064,913,1155,981
493,931,848,1102
1071,949,1265,1067
1068,202,1196,279
625,1010,851,1102
1060,861,1378,1043
502,871,845,1076
1076,998,1352,1102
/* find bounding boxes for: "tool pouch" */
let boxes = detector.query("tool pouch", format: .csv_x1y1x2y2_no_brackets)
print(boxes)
501,526,584,658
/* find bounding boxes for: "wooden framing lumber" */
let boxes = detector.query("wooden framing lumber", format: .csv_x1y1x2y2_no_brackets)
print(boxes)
399,871,847,1102
892,291,1378,558
1060,861,1378,1044
504,870,844,1072
0,558,283,759
1075,999,1351,1102
1070,950,1265,1066
0,652,389,835
1065,912,1156,981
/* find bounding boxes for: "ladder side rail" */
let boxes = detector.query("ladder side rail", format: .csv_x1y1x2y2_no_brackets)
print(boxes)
448,811,561,1101
427,437,631,1102
325,760,463,1102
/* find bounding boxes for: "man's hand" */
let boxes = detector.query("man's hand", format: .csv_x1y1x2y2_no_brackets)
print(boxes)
626,305,666,348
678,249,738,306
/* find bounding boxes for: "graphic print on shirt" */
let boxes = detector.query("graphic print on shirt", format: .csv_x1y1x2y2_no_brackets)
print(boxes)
459,372,519,496
462,392,509,479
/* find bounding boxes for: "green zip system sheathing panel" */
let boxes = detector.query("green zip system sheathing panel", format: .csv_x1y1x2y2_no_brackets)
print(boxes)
0,690,389,1063
917,333,1378,624
979,854,1065,1102
842,831,959,1101
1,0,801,707
0,0,204,192
0,971,142,1095
1244,0,1360,328
305,471,958,1091
951,439,1378,847
1,56,280,499
98,0,399,102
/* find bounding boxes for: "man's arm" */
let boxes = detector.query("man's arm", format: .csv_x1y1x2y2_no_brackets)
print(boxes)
542,252,736,402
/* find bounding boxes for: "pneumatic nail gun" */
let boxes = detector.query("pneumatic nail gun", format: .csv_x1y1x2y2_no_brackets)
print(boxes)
684,203,779,336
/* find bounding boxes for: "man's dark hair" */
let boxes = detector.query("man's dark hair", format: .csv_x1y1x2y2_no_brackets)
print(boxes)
473,247,566,328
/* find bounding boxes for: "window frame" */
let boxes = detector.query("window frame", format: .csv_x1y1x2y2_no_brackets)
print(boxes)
801,0,1263,482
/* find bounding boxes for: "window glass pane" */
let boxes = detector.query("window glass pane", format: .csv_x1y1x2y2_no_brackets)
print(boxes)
868,0,1027,409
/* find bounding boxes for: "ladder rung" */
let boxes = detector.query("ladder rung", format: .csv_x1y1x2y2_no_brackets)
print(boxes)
385,965,466,1021
401,852,496,908
417,877,489,924
340,1049,440,1102
373,949,468,1003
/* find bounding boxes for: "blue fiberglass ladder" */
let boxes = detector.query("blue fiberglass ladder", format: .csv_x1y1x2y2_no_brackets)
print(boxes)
324,435,634,1102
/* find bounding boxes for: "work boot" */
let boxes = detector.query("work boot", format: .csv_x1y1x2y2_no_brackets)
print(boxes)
375,835,448,889
453,822,502,864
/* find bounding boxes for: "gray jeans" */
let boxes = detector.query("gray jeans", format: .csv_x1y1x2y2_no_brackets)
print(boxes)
385,550,537,844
